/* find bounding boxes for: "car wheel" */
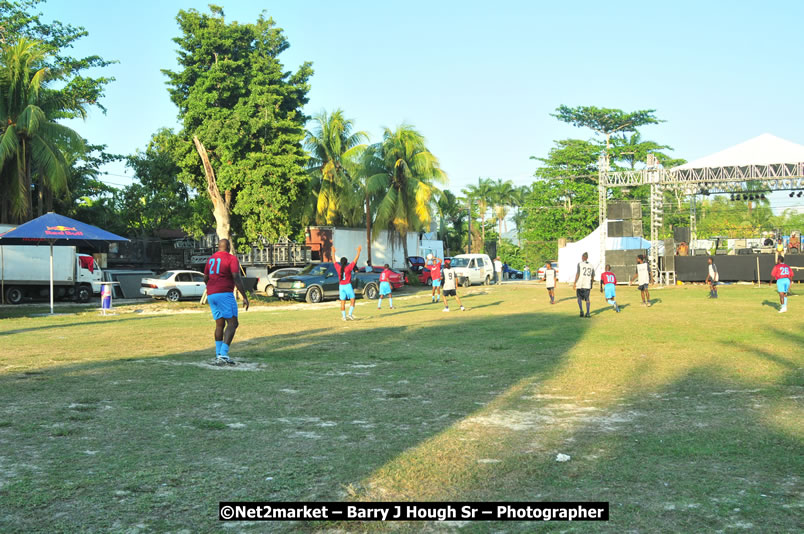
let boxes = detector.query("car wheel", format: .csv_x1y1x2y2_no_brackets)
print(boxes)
166,288,181,302
76,284,92,303
6,286,24,305
306,286,323,304
484,275,491,286
364,283,378,300
265,284,274,297
461,278,471,288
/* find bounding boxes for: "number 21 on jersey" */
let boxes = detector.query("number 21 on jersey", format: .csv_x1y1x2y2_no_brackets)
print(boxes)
208,257,221,274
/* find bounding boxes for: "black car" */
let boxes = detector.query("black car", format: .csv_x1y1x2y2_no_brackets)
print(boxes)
274,262,382,303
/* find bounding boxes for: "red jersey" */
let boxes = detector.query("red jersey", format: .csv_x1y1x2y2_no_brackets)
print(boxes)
427,260,442,280
771,264,793,280
333,261,356,285
380,268,392,282
601,271,617,285
204,251,239,295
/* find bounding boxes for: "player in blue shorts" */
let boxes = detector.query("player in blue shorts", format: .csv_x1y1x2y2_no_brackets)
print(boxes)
426,256,443,303
599,264,620,313
377,264,395,310
771,257,793,313
333,245,361,320
204,238,250,365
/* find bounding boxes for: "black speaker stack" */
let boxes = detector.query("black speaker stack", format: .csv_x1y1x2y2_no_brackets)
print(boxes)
607,202,643,238
606,249,648,282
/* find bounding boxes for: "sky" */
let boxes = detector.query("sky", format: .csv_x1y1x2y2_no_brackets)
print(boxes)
42,0,804,212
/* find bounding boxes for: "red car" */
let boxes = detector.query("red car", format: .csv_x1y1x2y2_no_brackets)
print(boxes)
404,256,433,285
356,267,404,289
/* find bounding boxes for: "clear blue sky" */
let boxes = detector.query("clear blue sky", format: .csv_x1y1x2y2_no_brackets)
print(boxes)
43,0,804,211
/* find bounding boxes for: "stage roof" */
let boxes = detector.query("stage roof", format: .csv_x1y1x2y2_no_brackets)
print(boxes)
674,133,804,170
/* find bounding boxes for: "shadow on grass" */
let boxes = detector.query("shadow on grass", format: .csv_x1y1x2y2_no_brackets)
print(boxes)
761,300,781,310
0,316,154,336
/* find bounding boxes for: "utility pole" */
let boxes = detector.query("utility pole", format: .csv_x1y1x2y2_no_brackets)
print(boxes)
466,203,472,254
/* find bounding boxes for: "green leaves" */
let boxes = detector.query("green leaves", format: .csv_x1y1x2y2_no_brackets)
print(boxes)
552,105,662,138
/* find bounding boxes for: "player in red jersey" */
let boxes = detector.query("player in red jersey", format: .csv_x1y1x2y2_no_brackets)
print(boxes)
426,257,443,303
333,245,361,320
377,264,395,310
770,256,793,313
599,264,620,313
204,238,250,365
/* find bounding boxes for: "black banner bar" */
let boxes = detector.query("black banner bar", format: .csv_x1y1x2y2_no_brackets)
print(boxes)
219,501,609,521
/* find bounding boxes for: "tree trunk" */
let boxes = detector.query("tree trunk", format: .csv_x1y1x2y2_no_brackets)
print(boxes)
401,228,409,264
37,185,43,217
193,136,231,242
365,193,372,266
22,138,32,221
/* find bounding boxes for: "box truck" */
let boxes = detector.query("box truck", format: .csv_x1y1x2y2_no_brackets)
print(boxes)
0,244,104,304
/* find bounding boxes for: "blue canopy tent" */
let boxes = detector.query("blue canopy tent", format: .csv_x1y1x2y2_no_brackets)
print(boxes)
0,213,129,313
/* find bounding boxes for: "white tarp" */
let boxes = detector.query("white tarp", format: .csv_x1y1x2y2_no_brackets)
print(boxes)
674,133,804,169
557,223,652,283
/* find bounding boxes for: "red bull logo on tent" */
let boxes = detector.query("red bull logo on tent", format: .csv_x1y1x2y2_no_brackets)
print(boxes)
45,225,83,237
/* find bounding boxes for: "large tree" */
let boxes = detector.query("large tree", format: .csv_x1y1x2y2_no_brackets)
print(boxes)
365,124,446,260
462,177,494,247
490,178,515,244
552,105,662,155
164,5,313,247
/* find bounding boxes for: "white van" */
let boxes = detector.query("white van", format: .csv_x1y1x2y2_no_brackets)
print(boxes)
448,254,494,286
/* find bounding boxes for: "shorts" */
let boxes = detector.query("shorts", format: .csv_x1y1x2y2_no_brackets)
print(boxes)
546,285,555,291
379,281,392,296
638,284,649,291
431,279,441,288
443,289,456,297
709,279,719,286
776,278,791,294
576,288,590,301
604,283,616,300
207,292,238,320
339,284,356,300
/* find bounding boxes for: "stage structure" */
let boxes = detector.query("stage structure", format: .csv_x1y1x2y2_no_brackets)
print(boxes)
598,134,804,282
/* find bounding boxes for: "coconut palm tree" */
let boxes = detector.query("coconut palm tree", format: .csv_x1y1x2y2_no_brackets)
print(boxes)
491,178,515,242
462,177,494,247
304,109,368,226
366,124,446,260
510,185,530,245
0,38,84,223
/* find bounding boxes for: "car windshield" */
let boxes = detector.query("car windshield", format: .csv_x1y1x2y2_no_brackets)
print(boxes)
157,272,175,280
450,258,470,267
298,263,330,276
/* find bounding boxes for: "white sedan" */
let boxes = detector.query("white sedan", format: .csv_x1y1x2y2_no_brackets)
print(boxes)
257,267,302,296
141,270,206,302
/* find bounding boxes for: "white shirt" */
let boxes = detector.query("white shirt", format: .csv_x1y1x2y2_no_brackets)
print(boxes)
636,263,650,285
545,269,556,288
576,261,594,289
494,260,502,272
708,263,718,282
442,267,457,291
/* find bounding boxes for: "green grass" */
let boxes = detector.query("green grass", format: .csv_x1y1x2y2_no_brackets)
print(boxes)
0,283,801,533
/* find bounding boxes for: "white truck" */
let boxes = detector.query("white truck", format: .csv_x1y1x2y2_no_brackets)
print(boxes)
0,244,104,304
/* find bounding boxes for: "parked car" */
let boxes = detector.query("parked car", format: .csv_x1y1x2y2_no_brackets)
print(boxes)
141,270,206,302
537,261,559,280
503,264,524,279
405,256,433,285
356,266,405,289
257,267,302,296
448,254,494,286
274,262,385,303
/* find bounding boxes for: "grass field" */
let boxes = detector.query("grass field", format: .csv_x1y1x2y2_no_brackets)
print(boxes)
0,283,801,533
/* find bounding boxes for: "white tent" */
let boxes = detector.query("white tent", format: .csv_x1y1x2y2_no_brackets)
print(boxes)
674,133,804,169
557,223,652,283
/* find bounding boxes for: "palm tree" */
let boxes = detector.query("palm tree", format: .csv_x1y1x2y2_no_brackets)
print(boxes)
367,124,447,260
510,185,530,245
304,109,368,226
435,189,466,255
462,177,493,248
0,38,83,223
491,178,515,243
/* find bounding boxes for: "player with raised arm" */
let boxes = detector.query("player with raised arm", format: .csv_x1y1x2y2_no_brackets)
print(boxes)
770,256,793,313
630,254,653,307
377,263,395,310
573,252,594,318
441,258,465,312
333,245,361,321
544,262,557,304
600,264,620,313
706,257,719,299
426,254,443,304
204,238,250,365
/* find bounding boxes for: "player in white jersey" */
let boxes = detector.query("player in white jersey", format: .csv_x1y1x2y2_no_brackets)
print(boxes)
544,262,557,304
441,259,465,312
629,254,653,307
705,257,719,299
573,252,594,318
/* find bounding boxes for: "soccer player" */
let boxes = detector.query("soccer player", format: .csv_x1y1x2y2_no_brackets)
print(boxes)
600,264,620,313
441,258,465,312
333,245,361,321
630,254,653,307
573,252,594,318
204,238,250,365
770,256,793,313
427,257,443,303
544,261,557,304
377,263,395,310
706,257,719,299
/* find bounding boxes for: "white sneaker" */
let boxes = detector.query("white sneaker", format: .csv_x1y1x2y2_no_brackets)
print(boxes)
347,315,355,320
460,306,465,311
779,307,787,313
442,308,450,312
342,316,347,321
